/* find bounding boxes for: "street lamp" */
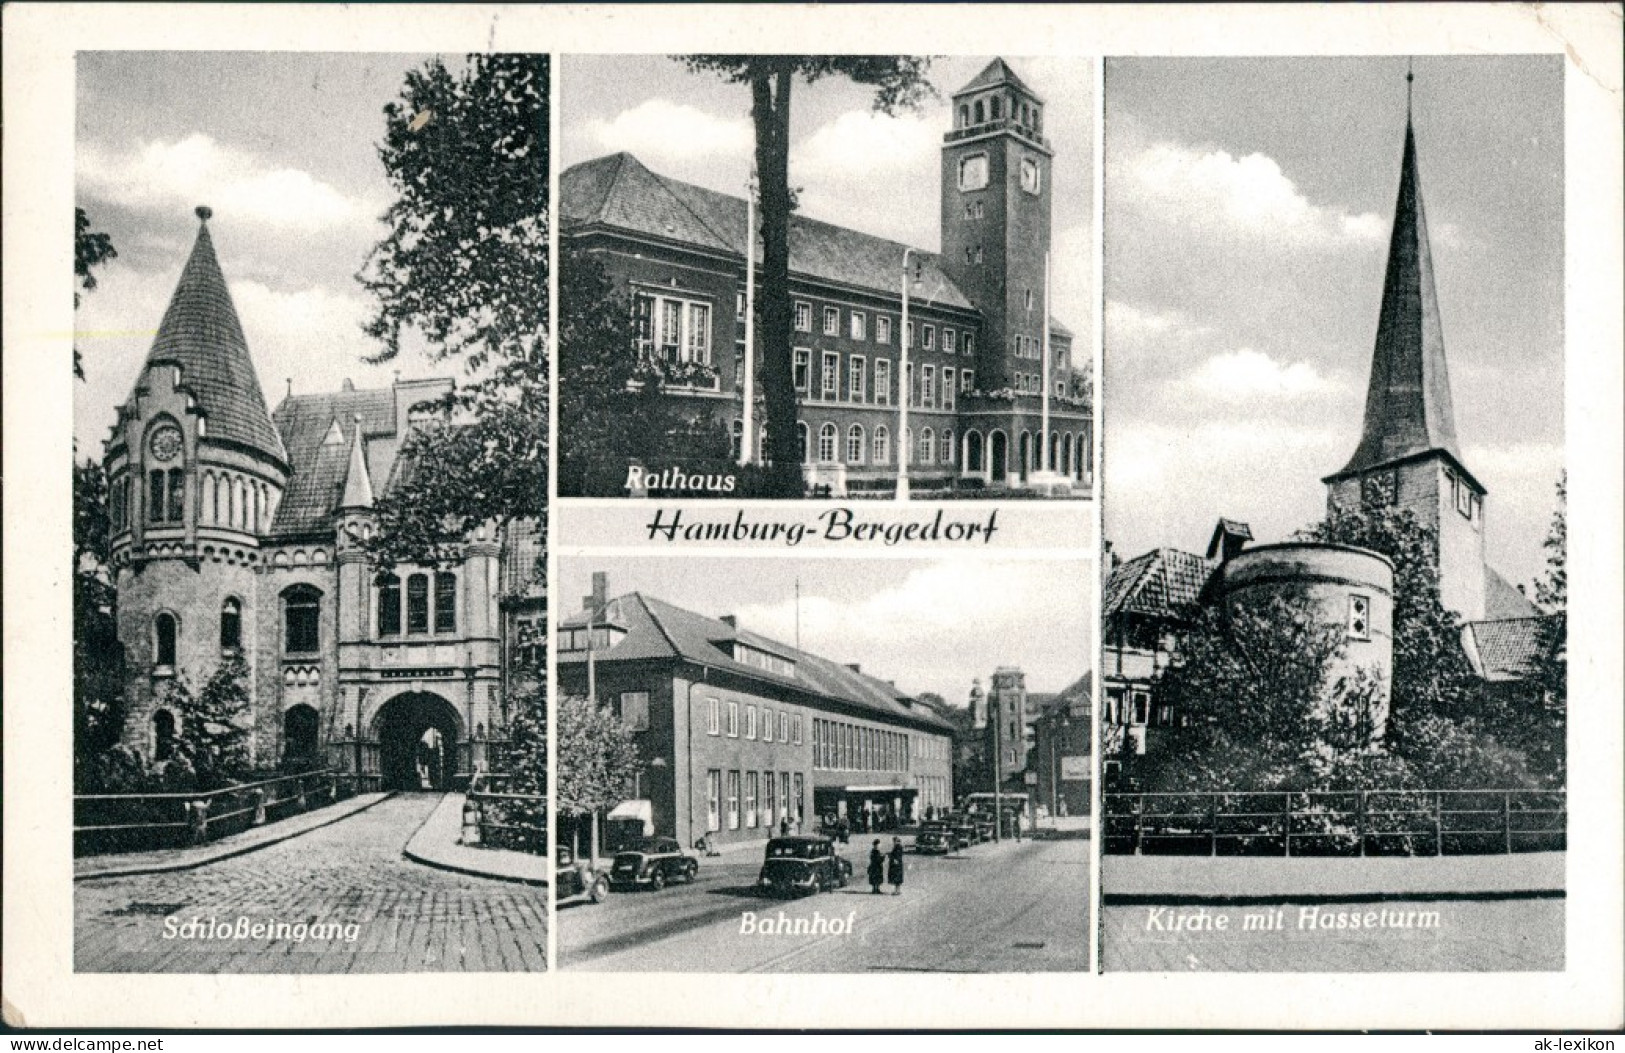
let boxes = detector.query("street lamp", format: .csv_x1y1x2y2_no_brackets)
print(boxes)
896,248,921,501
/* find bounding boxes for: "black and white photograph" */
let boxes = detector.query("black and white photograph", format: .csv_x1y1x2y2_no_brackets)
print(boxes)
557,55,1095,500
551,555,1092,972
1098,56,1567,971
70,51,550,972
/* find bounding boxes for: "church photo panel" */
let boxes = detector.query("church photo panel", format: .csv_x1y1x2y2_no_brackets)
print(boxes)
1098,55,1565,972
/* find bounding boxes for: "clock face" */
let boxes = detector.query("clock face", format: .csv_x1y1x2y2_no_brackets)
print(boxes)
1020,157,1041,194
148,425,183,463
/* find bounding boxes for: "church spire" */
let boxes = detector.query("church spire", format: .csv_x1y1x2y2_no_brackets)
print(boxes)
339,417,374,510
138,207,287,463
1327,85,1466,482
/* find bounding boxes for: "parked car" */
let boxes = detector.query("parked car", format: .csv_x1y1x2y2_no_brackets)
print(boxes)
757,836,853,897
609,836,699,891
555,845,610,905
914,821,954,855
944,814,977,850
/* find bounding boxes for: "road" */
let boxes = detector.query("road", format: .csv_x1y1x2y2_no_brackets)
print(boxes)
558,832,1090,973
75,794,547,973
1101,897,1564,971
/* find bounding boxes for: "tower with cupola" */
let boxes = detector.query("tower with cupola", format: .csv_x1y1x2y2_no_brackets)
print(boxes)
104,207,290,764
1323,80,1488,621
940,58,1055,394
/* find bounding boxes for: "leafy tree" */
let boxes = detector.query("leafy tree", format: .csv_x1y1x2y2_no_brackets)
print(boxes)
74,460,125,757
180,656,255,790
1535,471,1566,613
553,693,638,820
556,245,733,496
74,207,117,380
676,56,936,496
358,53,549,569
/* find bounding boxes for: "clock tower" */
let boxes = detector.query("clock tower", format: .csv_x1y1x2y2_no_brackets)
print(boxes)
940,58,1054,393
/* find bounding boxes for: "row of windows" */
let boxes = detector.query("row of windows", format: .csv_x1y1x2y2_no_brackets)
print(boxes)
1012,373,1066,397
707,769,806,834
811,718,911,774
795,352,974,409
706,697,804,745
149,588,315,668
794,422,957,468
955,94,1043,133
1103,688,1174,728
633,292,712,369
913,774,952,812
793,301,974,358
912,734,948,762
733,643,796,678
112,469,278,534
376,572,457,636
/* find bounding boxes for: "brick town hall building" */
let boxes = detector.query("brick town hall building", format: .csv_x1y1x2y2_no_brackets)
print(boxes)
100,208,543,789
562,59,1092,496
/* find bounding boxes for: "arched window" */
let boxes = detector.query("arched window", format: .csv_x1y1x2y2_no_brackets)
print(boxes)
154,613,178,668
148,470,165,523
990,96,1002,119
283,705,320,767
220,598,241,650
434,571,457,634
873,425,891,465
406,573,429,634
234,477,247,529
941,428,955,465
166,469,184,522
153,709,177,762
796,422,810,464
378,574,401,636
283,586,320,654
973,99,984,124
966,429,984,472
919,427,935,465
818,422,837,464
847,424,865,464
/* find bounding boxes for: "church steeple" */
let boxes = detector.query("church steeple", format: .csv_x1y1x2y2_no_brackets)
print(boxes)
137,207,287,464
1327,98,1466,483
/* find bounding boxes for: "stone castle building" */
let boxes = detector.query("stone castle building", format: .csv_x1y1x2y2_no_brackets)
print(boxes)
101,207,543,789
561,58,1092,496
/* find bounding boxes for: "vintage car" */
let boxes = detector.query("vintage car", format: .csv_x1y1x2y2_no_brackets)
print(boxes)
757,836,853,897
555,845,610,905
609,836,699,891
914,821,954,855
943,814,977,850
973,815,997,842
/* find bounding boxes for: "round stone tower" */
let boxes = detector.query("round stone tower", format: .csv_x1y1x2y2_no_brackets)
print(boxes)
104,208,290,765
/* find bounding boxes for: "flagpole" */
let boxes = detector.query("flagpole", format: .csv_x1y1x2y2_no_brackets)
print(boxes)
741,168,757,466
1041,251,1052,474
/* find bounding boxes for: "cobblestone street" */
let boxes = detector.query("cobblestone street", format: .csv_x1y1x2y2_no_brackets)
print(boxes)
75,794,547,973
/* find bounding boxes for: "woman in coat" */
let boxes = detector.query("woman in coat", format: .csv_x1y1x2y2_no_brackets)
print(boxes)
867,840,885,894
887,837,905,895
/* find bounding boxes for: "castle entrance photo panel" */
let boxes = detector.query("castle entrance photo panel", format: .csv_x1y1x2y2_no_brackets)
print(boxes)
71,51,549,973
557,55,1095,501
552,554,1093,973
1098,56,1565,971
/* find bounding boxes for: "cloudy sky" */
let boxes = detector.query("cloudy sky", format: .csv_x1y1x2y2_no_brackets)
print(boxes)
73,52,453,453
561,55,1094,366
1104,56,1564,591
558,555,1092,708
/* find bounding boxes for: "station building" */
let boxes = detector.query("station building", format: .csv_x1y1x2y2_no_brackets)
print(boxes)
561,58,1093,496
100,208,543,790
556,582,955,850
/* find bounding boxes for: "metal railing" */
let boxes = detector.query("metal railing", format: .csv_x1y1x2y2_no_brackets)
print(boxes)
74,769,361,856
464,774,545,855
1102,789,1566,856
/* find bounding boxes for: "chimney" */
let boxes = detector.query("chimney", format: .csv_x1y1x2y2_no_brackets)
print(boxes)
720,615,738,628
846,663,861,674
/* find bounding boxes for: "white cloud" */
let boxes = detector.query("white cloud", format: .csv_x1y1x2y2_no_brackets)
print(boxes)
1186,347,1337,401
1106,299,1189,344
726,561,1091,702
588,99,752,163
793,109,937,181
1120,142,1382,247
78,134,378,234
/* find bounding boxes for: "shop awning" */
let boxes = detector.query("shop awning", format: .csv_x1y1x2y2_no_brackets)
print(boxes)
606,799,654,825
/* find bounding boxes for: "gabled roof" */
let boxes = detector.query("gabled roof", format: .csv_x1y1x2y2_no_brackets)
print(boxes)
1485,565,1539,620
134,210,285,461
1103,548,1215,621
1463,615,1562,683
955,58,1042,103
1329,119,1467,484
562,152,976,311
559,592,953,732
269,385,398,535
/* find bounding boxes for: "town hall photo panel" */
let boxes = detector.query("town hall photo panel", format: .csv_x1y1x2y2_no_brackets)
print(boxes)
557,54,1096,501
552,554,1093,973
1097,56,1566,972
71,51,550,973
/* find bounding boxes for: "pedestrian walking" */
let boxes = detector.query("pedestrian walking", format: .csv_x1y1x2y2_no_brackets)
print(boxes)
887,837,905,895
780,817,790,837
867,839,885,894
